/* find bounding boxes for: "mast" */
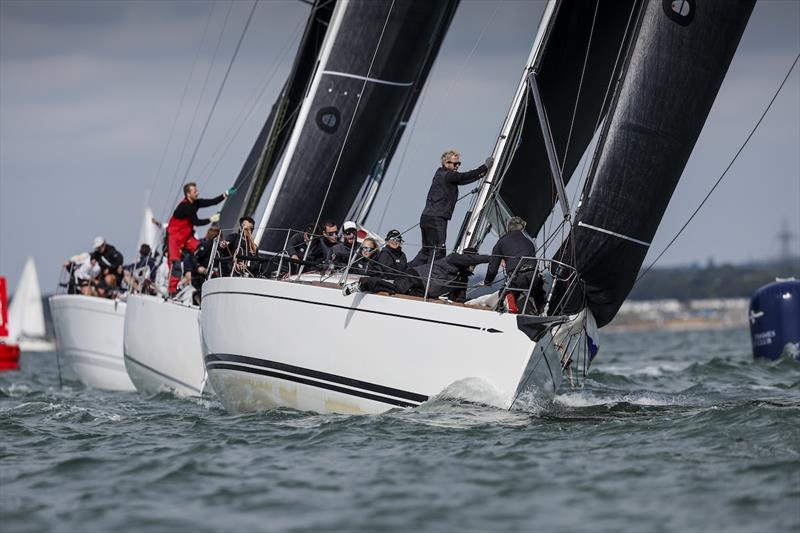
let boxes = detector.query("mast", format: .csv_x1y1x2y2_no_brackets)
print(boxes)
457,0,557,250
457,0,642,250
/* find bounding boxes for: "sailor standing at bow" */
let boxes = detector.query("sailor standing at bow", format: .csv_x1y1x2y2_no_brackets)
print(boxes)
409,150,493,267
167,182,235,295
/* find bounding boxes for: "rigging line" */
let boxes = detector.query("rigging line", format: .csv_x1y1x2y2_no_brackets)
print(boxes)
179,0,260,192
375,2,501,233
398,187,479,237
575,1,639,209
438,0,502,120
375,79,431,233
162,0,234,219
147,0,216,208
308,0,396,249
559,0,599,173
196,9,309,187
637,51,800,284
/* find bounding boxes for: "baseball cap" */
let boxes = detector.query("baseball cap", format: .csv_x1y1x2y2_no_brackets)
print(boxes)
93,236,105,250
386,229,403,241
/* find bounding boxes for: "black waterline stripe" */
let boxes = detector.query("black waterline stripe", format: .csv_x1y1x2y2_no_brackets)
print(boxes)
124,354,202,394
206,353,428,403
206,362,420,408
205,289,503,333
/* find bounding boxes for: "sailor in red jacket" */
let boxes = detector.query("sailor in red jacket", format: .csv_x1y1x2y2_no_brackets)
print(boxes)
167,182,234,294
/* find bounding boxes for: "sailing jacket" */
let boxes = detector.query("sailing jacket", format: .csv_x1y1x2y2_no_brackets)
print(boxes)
376,246,408,280
320,237,339,262
484,230,537,285
94,244,124,273
421,164,488,220
166,195,225,257
349,255,382,277
287,233,324,264
329,240,358,266
169,195,225,228
411,251,491,299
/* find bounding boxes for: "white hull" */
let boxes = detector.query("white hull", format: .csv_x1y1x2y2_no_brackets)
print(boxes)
49,295,134,392
123,294,208,397
201,277,565,415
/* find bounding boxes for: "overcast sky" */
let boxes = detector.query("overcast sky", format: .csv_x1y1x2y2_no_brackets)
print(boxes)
1,0,798,292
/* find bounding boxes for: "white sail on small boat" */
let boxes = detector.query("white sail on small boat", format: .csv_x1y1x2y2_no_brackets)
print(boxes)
7,258,55,352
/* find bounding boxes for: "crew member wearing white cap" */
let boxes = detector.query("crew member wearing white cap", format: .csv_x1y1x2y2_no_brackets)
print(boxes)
328,221,359,266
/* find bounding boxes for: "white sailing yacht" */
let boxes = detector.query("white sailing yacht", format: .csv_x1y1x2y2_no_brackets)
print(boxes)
200,0,755,415
7,258,54,352
50,207,161,392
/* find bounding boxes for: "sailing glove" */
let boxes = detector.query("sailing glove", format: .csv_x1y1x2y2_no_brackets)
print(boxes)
209,213,221,223
484,156,495,169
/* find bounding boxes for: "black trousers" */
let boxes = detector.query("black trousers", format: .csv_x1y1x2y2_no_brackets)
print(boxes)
359,276,425,297
409,215,447,267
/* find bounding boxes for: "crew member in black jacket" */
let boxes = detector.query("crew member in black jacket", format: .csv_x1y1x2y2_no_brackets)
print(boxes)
409,150,493,267
483,216,542,313
92,236,124,276
483,216,537,285
375,229,408,280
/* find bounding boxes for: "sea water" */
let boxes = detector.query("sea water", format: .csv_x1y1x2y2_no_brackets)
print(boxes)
1,327,798,532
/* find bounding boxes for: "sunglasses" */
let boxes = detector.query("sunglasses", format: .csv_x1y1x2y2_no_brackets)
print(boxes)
344,229,357,235
361,247,376,253
325,231,338,236
388,237,402,243
448,161,462,167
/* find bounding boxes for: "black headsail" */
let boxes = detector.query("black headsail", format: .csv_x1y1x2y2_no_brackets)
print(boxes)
555,0,755,327
218,0,336,232
346,2,458,225
255,0,459,251
459,0,644,249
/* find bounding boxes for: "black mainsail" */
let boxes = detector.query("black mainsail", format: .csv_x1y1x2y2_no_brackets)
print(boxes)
555,0,755,327
218,0,336,232
255,0,459,251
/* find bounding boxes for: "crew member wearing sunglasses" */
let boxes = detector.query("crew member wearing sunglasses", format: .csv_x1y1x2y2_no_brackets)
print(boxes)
329,221,359,266
409,149,494,268
349,238,381,276
375,229,408,280
319,219,341,262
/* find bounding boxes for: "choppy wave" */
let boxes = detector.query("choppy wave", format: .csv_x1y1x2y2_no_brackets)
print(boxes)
2,328,799,533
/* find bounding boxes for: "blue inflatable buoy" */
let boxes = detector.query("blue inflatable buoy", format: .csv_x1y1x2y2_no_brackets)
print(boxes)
749,278,800,361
